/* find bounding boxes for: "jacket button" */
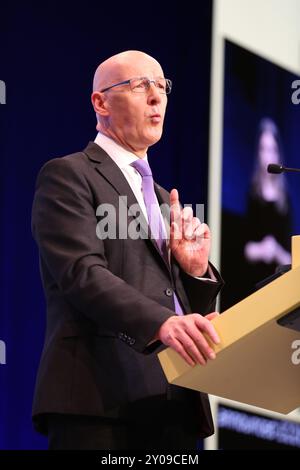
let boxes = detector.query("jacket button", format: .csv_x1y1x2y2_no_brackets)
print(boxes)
165,288,173,297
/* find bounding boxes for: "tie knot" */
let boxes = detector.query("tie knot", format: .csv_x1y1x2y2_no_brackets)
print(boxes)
131,159,152,177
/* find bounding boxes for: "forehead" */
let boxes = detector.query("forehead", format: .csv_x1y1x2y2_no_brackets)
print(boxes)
116,57,164,80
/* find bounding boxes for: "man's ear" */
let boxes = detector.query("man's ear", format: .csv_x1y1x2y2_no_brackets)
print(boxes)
91,91,109,117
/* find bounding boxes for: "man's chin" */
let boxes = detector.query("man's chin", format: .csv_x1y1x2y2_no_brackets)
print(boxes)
146,130,163,146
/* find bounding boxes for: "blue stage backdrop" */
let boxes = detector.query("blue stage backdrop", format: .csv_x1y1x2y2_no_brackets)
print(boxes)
0,1,213,449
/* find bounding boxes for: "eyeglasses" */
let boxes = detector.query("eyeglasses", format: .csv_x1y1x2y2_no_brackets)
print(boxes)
100,77,172,94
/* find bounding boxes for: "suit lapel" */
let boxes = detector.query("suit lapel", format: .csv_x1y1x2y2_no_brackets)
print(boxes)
83,141,139,211
83,142,170,270
154,182,171,236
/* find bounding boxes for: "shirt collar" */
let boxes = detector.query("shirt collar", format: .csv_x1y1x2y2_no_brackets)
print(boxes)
94,131,148,170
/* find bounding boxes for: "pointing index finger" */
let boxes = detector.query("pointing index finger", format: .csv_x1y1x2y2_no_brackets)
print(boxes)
170,188,181,224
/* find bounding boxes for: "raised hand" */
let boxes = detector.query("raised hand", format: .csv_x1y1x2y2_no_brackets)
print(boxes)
170,188,211,277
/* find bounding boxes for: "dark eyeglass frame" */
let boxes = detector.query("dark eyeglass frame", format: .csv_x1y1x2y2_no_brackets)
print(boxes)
100,77,172,94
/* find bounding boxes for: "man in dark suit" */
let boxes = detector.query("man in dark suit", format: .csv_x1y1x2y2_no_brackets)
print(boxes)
32,50,223,450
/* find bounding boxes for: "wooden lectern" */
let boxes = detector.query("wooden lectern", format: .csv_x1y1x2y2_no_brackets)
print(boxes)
158,236,300,414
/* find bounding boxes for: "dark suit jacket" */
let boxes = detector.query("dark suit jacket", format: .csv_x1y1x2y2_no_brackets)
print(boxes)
31,142,223,436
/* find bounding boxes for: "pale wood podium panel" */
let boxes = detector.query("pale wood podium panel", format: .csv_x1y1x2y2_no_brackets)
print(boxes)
158,236,300,414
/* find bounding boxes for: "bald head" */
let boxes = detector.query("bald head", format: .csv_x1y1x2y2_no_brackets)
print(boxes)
92,50,163,92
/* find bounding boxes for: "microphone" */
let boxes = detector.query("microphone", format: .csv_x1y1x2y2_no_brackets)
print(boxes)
267,163,300,174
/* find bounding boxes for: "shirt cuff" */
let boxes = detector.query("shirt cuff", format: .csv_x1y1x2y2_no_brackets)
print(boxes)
192,265,217,282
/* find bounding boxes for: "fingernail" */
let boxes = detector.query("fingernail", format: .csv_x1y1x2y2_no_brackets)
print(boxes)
209,351,216,360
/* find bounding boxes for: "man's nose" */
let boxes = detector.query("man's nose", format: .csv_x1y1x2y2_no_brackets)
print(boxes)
147,83,163,105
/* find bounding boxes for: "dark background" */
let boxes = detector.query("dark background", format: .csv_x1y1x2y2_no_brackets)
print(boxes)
0,1,214,449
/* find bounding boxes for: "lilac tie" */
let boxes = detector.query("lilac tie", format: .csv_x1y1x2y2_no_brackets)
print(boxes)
131,159,184,315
